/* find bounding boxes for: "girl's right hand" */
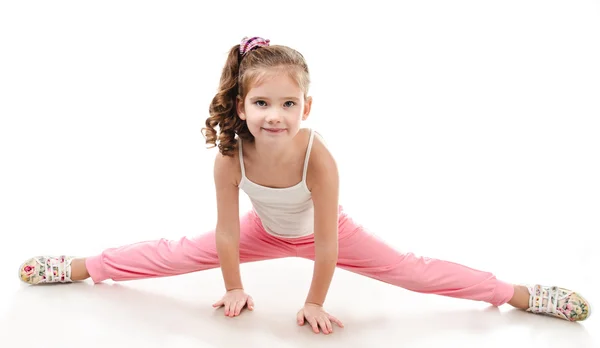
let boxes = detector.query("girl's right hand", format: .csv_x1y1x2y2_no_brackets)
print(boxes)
212,289,255,317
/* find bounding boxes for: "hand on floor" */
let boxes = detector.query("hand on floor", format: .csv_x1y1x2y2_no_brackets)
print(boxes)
297,303,344,334
212,289,254,317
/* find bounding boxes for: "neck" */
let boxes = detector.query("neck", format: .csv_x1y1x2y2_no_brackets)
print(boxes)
252,139,295,165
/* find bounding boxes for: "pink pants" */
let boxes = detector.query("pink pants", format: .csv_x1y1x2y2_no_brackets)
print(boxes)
85,208,515,306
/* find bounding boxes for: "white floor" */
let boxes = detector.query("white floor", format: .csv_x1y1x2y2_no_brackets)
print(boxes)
1,233,598,348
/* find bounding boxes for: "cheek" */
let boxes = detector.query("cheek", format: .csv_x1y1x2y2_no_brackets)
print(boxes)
290,113,304,124
245,116,261,126
244,117,263,132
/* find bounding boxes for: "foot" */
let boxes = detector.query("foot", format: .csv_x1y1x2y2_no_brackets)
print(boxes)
525,284,591,322
19,256,75,285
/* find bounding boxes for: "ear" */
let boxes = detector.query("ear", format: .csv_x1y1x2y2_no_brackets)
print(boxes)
302,96,312,121
236,95,246,120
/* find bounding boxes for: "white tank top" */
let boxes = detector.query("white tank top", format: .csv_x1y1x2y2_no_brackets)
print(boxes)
238,129,315,238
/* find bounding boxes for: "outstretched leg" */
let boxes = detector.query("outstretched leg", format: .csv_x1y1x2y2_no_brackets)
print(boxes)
19,211,295,284
298,212,591,321
330,215,515,306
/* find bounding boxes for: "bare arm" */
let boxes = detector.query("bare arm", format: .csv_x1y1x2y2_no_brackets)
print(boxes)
305,135,340,306
213,151,243,291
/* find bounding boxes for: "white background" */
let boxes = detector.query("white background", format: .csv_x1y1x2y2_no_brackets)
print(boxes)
1,1,598,347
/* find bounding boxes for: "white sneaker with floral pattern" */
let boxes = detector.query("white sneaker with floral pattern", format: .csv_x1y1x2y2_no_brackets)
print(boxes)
19,256,74,285
526,284,591,322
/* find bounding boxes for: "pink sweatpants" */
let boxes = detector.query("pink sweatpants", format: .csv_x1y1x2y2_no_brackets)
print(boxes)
85,208,515,306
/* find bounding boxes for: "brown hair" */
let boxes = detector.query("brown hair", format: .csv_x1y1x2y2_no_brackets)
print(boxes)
202,42,311,157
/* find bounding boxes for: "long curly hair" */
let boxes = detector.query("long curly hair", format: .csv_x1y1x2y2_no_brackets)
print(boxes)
202,42,310,157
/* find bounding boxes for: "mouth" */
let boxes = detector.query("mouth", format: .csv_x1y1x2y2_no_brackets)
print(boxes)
262,127,286,133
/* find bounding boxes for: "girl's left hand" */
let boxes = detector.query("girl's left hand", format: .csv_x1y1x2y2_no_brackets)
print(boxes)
297,303,344,334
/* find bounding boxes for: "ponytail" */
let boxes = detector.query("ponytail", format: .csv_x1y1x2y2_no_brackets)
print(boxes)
202,45,252,157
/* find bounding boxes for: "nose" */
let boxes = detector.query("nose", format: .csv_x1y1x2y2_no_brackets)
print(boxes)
265,109,282,124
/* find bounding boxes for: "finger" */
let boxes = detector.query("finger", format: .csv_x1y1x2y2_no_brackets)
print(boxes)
212,299,224,308
308,318,319,334
247,296,254,310
224,301,232,316
297,310,305,326
328,314,344,328
234,300,245,316
317,318,329,334
325,317,333,333
228,301,236,317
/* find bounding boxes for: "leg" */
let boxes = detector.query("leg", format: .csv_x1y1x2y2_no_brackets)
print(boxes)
19,211,294,284
297,212,514,306
338,219,515,306
299,212,591,321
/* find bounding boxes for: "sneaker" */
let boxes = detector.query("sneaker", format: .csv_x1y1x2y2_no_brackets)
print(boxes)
526,284,592,322
19,256,75,285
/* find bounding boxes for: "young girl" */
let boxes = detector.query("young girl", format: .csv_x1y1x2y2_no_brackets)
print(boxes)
18,36,591,335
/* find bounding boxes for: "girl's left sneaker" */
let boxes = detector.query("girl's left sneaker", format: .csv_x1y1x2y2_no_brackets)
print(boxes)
526,284,591,322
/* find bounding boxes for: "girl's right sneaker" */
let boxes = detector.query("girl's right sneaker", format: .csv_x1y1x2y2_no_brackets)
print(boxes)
19,256,75,285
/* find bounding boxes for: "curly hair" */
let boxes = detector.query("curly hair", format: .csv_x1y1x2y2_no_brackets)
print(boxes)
202,41,310,157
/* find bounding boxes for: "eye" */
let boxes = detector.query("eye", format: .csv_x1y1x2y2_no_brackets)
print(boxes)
284,101,296,107
254,100,267,107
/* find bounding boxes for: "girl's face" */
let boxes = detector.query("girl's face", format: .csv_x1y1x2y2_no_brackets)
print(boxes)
237,72,311,145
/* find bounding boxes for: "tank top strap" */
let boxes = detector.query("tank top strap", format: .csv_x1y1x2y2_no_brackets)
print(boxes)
301,129,316,182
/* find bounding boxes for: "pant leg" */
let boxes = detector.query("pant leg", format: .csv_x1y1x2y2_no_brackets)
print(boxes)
297,212,515,307
85,210,294,283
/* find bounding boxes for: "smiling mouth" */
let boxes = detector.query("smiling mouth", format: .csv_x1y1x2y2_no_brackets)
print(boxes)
262,128,286,133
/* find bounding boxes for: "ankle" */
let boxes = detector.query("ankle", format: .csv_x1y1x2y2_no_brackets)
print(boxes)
71,258,90,281
508,285,530,310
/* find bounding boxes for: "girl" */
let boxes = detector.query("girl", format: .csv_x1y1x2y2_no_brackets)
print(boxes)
18,36,591,335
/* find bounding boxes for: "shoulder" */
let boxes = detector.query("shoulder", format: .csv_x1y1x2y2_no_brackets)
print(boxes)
306,130,339,192
213,144,243,187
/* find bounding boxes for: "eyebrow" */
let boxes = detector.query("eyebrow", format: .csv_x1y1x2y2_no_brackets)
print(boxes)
248,96,301,101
